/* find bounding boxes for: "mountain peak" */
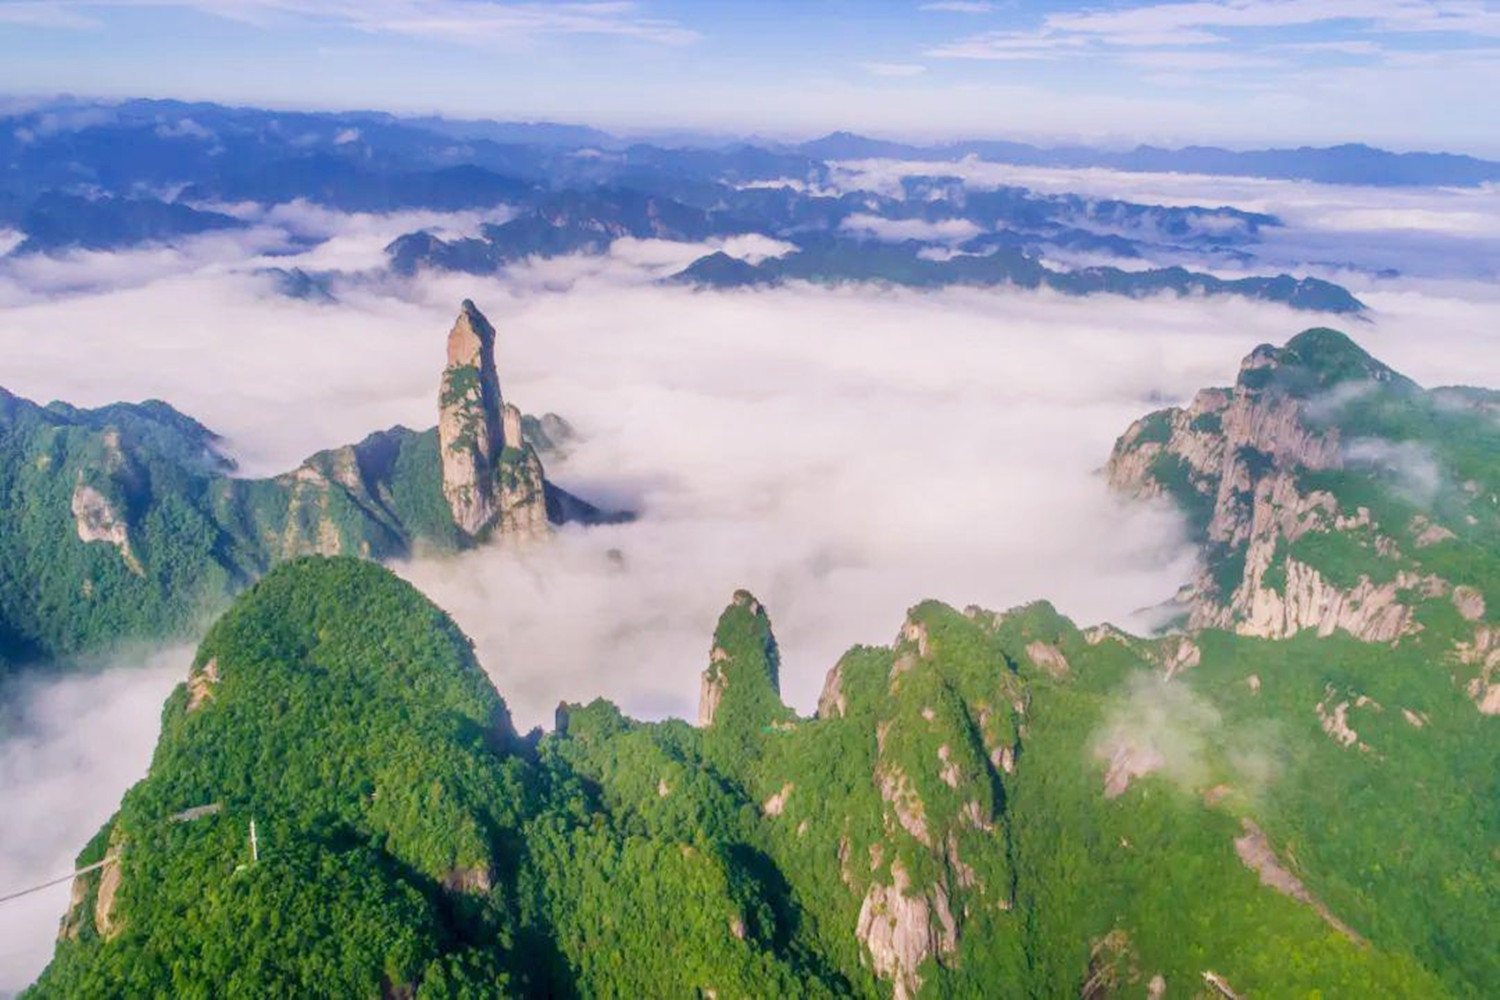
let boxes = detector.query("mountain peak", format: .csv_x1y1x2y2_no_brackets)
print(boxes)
698,589,789,732
1237,327,1417,397
438,300,550,539
1107,326,1476,648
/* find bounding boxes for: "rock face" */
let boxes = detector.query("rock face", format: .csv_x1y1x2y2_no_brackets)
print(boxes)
71,481,143,575
438,300,549,540
439,300,505,534
1107,328,1435,644
1233,819,1361,943
855,859,958,1000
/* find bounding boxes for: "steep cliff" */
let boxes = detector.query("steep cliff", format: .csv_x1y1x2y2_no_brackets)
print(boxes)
1108,330,1495,668
435,299,555,540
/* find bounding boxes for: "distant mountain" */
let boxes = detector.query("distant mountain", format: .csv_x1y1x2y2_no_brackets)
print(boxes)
29,328,1498,999
671,237,1366,314
403,115,619,148
797,130,924,161
388,187,745,275
257,266,337,303
797,132,1500,188
12,193,244,254
380,178,1357,311
179,159,535,213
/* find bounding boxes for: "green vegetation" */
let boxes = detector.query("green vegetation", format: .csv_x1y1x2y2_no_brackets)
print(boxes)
1188,411,1222,434
1133,410,1174,446
0,388,535,679
27,559,1495,998
1240,328,1417,399
1147,451,1215,540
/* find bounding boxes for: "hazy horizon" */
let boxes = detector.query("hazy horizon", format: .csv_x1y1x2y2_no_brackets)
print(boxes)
2,1,1498,156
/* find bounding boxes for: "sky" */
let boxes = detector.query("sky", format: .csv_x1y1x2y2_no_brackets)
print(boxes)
0,1,1496,153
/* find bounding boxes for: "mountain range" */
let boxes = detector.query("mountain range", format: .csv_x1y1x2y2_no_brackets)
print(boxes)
796,132,1500,188
20,325,1497,998
0,98,1443,314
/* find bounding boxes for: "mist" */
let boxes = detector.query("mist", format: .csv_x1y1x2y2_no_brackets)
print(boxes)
1092,671,1282,801
0,650,186,996
823,158,1500,284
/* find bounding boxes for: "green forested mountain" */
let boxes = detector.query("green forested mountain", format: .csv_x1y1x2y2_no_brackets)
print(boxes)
25,329,1500,998
0,301,616,675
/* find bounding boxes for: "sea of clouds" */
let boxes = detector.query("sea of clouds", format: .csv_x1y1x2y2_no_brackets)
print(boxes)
1,165,1499,992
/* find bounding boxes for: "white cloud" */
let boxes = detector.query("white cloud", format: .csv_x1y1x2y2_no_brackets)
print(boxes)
1092,671,1282,799
1121,49,1288,71
921,0,1500,110
153,117,215,140
0,202,520,307
714,232,798,263
1044,0,1500,39
839,212,983,243
0,648,186,994
7,0,701,46
1343,437,1446,505
919,1,996,13
0,2,98,27
1278,39,1385,55
925,31,1091,61
861,62,928,77
823,156,1500,282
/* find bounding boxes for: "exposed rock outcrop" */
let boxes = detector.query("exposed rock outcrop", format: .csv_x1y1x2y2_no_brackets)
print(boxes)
763,782,793,817
1453,585,1486,622
438,300,549,540
1107,328,1439,644
71,481,143,575
1233,818,1362,943
93,827,126,941
854,859,958,1000
817,658,848,718
441,865,494,895
1453,623,1500,715
1081,929,1143,1000
877,761,931,846
1025,641,1070,679
186,658,219,712
1100,740,1165,799
1315,685,1370,751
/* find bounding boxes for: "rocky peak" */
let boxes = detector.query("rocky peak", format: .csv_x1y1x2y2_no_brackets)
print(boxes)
1107,328,1442,644
698,589,790,730
437,300,548,539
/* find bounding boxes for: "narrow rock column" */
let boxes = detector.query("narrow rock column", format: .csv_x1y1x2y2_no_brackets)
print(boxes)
438,300,507,535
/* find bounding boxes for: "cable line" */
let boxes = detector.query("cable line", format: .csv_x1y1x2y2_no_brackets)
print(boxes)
0,855,117,906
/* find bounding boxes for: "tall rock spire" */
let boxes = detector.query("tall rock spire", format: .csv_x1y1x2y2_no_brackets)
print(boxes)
438,300,536,537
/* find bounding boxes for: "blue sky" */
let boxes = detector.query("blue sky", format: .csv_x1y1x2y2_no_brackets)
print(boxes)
0,1,1496,153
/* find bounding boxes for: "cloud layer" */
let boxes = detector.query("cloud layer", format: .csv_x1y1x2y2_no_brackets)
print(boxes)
0,649,186,995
